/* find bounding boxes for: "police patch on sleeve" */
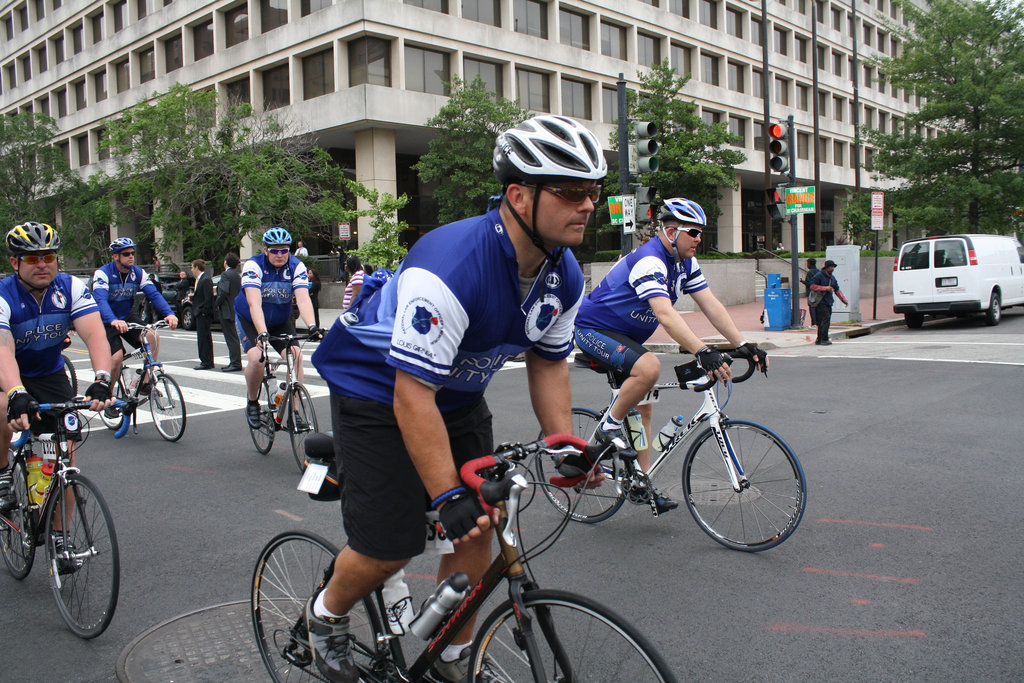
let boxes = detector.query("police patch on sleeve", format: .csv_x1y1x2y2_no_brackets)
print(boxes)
524,294,562,341
399,297,444,346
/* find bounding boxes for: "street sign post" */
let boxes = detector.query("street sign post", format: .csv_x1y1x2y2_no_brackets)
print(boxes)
784,186,816,215
608,196,624,225
871,192,884,230
608,195,637,234
338,222,351,240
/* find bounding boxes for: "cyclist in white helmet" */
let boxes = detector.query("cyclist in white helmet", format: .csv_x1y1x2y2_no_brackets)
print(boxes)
574,197,768,513
305,115,606,682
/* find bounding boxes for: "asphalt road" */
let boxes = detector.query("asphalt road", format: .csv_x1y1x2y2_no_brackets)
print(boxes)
2,310,1023,681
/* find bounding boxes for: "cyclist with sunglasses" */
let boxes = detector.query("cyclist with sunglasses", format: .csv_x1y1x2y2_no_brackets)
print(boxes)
235,227,322,429
574,198,768,513
91,238,178,402
0,222,113,513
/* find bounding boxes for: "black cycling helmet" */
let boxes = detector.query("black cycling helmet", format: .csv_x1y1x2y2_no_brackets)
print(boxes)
7,222,61,255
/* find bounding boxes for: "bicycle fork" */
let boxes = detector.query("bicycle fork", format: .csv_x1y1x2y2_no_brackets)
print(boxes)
708,414,749,492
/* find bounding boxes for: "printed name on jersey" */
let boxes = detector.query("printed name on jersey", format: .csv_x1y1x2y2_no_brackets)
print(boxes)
524,293,562,341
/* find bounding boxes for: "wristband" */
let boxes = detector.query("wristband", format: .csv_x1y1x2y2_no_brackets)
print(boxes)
6,385,26,400
94,370,111,383
696,345,710,355
431,486,468,510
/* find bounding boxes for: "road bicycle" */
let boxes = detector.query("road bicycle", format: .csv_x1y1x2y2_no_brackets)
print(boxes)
0,400,127,638
251,433,677,682
248,332,319,472
534,350,807,552
98,320,187,442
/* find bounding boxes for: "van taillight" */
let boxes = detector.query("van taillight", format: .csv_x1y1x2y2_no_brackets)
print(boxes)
968,249,978,265
893,259,899,271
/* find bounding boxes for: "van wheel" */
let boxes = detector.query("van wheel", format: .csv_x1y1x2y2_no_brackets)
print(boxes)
985,292,1001,326
905,312,924,329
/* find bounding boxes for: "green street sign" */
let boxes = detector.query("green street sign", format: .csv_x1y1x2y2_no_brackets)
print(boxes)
608,195,625,225
785,186,815,215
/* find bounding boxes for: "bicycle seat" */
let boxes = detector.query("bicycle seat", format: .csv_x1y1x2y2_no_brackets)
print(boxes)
303,432,340,502
573,352,626,389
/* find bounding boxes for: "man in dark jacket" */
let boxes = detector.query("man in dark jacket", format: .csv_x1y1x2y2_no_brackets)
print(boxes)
809,259,849,345
215,253,242,371
802,258,820,326
191,259,215,369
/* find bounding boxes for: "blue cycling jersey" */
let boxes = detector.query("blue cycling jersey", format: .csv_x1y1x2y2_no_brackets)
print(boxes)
312,208,584,412
91,262,173,324
234,253,309,327
0,273,98,378
575,237,708,342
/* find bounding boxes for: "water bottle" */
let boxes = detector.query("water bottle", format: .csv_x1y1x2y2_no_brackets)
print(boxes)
129,368,142,391
652,416,685,453
625,409,647,450
408,572,470,640
31,462,54,504
273,383,286,406
26,455,43,501
381,569,415,636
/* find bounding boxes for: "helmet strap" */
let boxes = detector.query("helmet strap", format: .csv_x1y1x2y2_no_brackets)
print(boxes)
660,225,682,262
15,263,50,296
503,187,563,268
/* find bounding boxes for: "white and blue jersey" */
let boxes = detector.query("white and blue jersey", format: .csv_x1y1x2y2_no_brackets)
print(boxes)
91,262,172,323
234,253,309,327
575,238,708,342
0,273,98,378
312,208,584,413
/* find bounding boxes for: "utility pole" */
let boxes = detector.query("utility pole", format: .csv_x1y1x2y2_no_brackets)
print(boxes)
617,74,630,257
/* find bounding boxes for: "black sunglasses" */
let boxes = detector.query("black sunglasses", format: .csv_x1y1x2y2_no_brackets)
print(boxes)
526,184,602,204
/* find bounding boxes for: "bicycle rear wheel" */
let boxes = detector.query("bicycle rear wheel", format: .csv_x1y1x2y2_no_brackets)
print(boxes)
100,377,128,430
682,419,806,552
252,531,382,682
287,384,319,472
63,354,78,395
1,459,36,579
44,472,120,638
150,372,187,442
471,588,676,682
534,407,627,524
250,381,276,455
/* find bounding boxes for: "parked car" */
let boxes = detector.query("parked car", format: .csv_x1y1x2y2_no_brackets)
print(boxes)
137,272,195,328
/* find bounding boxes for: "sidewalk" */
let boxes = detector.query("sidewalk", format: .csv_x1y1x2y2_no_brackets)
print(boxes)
307,291,902,353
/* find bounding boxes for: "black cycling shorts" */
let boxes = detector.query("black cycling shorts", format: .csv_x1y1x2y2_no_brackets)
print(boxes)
236,316,298,354
22,369,79,439
330,393,493,561
105,313,145,356
573,327,650,386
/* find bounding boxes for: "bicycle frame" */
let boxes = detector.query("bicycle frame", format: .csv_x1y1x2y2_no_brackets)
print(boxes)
120,323,165,399
260,342,298,426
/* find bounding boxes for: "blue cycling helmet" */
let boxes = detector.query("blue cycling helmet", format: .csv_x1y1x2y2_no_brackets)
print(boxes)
262,227,292,246
658,198,707,226
109,237,137,253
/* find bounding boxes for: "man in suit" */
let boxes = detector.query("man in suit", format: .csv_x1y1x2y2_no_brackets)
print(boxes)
215,253,242,371
191,259,215,369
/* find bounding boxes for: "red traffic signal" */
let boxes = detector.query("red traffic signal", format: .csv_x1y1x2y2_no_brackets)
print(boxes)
767,187,787,220
768,122,790,174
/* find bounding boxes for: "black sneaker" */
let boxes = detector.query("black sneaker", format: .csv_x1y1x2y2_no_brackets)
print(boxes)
305,598,359,682
0,467,15,513
293,414,310,432
652,487,679,514
432,645,471,682
52,533,83,574
595,423,627,447
246,402,263,429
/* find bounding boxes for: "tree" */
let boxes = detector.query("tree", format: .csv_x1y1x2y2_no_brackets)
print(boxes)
100,84,357,261
415,76,529,224
613,61,746,226
345,180,409,270
866,0,1024,235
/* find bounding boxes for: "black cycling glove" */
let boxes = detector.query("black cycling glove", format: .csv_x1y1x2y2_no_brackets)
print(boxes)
7,390,36,422
437,492,487,539
738,342,769,374
554,443,602,479
307,325,324,341
695,346,729,373
85,380,111,403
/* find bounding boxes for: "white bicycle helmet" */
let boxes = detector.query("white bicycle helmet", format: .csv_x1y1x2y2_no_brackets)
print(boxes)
658,198,707,226
493,115,607,185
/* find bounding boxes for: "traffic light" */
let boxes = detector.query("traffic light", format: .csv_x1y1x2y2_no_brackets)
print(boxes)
634,122,659,174
635,186,656,223
768,121,790,174
767,187,787,221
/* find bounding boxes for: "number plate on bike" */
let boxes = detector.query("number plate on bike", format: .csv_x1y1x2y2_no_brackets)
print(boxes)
297,462,329,494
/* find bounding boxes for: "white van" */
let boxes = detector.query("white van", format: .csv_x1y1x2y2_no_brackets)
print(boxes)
893,234,1024,327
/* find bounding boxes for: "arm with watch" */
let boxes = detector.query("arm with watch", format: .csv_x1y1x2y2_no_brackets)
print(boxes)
71,309,115,411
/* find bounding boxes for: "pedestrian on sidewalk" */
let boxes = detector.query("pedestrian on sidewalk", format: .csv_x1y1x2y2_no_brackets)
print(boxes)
802,258,820,326
191,259,215,369
809,259,848,345
216,253,242,371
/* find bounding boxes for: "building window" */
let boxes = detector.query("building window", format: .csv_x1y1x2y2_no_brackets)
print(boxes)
832,50,842,76
795,35,808,62
71,24,83,54
817,90,827,115
21,54,31,82
262,64,289,110
225,4,249,48
671,43,692,76
700,53,719,86
406,45,449,95
699,0,717,29
775,76,789,105
797,131,810,159
76,134,89,167
516,67,549,112
464,56,503,98
17,4,27,31
303,47,334,99
36,96,49,116
833,94,843,121
226,75,250,105
600,22,626,59
726,7,743,38
164,34,183,73
753,120,764,151
56,88,67,117
5,64,16,90
73,78,86,109
53,36,64,63
349,36,391,86
261,0,287,33
513,0,547,39
833,140,844,166
752,68,762,98
2,14,12,40
751,18,762,46
91,12,103,45
638,33,661,67
96,128,110,161
93,69,107,102
193,20,214,60
137,0,148,19
405,0,447,10
561,78,591,119
601,85,617,123
727,61,744,93
560,8,588,50
831,6,841,31
115,58,129,92
728,116,745,146
35,45,46,74
301,0,331,16
701,109,721,126
462,0,500,27
797,83,809,111
818,136,829,162
139,47,155,83
112,0,127,33
774,27,788,55
670,0,689,18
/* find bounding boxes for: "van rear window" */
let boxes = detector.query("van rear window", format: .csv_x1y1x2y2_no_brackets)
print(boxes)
899,243,930,270
933,239,968,268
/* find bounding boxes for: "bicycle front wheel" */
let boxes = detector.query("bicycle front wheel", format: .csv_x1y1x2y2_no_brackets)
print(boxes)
250,381,276,455
287,384,319,473
63,354,79,395
472,588,676,682
150,372,187,442
44,472,120,638
1,459,36,579
682,419,806,552
252,531,382,683
100,378,128,430
534,407,627,524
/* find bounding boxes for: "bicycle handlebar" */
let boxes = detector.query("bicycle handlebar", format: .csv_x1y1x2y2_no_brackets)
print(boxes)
10,399,131,448
125,320,170,331
257,331,318,364
674,351,757,392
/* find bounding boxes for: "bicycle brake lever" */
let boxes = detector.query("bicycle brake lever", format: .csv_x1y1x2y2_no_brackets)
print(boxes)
501,473,528,547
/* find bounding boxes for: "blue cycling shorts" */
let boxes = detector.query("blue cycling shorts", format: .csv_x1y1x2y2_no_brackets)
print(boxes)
573,327,650,386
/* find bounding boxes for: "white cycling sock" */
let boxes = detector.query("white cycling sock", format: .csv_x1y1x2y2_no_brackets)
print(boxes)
440,641,471,663
313,591,347,620
600,415,623,433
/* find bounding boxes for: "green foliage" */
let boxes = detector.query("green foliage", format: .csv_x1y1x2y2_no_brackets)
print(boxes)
866,0,1024,235
346,180,409,270
415,76,529,224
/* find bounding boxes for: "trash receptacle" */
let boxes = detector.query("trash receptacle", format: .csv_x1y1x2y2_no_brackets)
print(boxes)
763,274,792,331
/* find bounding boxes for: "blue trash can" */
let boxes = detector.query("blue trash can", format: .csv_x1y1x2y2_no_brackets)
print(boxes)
763,274,792,330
